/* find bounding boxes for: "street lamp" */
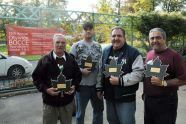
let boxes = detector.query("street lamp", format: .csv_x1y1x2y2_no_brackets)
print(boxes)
115,17,120,25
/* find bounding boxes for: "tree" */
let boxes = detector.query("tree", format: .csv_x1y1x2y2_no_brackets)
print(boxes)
160,0,186,12
46,0,67,9
135,12,186,54
93,0,115,43
95,0,114,14
128,0,162,13
120,0,186,13
28,0,41,7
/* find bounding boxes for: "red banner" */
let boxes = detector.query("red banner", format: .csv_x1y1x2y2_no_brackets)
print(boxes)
6,25,65,55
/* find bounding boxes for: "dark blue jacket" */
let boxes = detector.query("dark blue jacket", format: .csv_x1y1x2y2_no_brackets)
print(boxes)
101,43,141,102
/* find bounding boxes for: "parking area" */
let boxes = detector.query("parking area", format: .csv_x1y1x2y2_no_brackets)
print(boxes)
1,83,186,124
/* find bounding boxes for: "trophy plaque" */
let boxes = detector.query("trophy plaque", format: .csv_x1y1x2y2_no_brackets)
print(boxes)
80,55,97,71
51,65,72,91
51,73,72,92
144,57,169,80
103,59,123,77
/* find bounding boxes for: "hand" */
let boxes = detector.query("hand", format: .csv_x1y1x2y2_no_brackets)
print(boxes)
97,91,104,100
109,76,119,85
65,85,75,95
151,76,162,86
46,87,60,96
81,68,91,76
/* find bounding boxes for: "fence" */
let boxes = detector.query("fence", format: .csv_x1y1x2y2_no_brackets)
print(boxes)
0,4,138,44
0,4,140,95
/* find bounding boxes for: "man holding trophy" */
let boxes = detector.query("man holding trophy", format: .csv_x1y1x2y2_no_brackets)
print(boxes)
143,28,186,124
70,22,104,124
32,34,82,124
97,26,144,124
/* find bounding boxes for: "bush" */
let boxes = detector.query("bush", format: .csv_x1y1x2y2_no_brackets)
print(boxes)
0,44,7,53
135,12,186,41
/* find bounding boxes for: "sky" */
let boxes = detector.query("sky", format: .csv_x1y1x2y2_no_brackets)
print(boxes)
66,0,98,12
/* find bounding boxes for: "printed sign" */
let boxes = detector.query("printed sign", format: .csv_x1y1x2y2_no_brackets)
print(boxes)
6,25,65,55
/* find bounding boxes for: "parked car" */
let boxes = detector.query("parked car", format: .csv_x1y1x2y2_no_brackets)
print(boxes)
0,53,33,79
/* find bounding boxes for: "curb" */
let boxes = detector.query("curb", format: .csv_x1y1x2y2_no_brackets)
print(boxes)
0,88,38,98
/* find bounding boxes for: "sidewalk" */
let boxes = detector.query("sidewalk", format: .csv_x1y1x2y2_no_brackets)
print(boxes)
84,83,186,124
0,83,186,124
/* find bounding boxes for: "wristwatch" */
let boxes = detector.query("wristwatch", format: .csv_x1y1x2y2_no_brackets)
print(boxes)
162,80,167,87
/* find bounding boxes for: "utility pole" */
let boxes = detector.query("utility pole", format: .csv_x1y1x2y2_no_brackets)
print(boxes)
118,0,121,15
115,0,121,25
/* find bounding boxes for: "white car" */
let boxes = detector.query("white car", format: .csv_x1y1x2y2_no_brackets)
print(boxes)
0,53,33,79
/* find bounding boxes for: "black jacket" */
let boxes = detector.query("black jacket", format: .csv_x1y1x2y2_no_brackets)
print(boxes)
32,51,82,106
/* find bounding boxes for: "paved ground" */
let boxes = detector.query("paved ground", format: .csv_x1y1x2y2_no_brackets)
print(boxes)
1,83,186,124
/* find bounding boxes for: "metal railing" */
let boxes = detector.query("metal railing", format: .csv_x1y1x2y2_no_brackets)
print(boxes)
0,4,136,25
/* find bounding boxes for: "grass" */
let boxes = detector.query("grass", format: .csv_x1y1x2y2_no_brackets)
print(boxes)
21,55,42,61
0,44,7,54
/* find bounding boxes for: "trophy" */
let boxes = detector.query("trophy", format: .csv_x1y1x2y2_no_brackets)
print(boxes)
103,59,123,77
144,57,169,80
80,55,97,71
51,65,72,91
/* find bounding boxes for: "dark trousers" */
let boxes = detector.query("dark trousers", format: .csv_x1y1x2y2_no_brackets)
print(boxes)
144,94,178,124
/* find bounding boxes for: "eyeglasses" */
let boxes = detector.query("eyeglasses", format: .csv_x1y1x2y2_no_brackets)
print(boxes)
150,36,163,40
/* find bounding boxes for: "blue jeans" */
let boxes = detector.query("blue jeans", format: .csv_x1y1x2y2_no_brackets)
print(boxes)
76,85,104,124
106,100,136,124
